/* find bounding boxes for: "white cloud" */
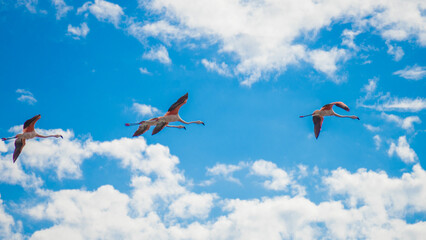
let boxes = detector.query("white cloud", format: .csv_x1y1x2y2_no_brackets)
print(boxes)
394,65,426,80
250,160,291,191
51,0,73,19
201,59,232,77
142,45,172,65
388,136,418,164
358,79,426,112
381,113,421,131
17,0,38,13
132,103,160,117
139,67,151,75
373,135,382,150
386,42,404,61
206,162,247,184
0,197,23,240
308,47,348,81
2,126,426,239
77,0,124,26
363,124,380,132
341,29,361,50
0,157,43,189
16,89,36,105
168,192,217,219
132,0,426,85
67,22,90,39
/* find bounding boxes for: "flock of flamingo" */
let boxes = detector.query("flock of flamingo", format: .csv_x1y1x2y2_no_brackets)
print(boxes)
2,93,359,163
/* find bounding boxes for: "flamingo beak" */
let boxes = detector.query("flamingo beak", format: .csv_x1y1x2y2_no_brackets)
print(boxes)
202,122,205,126
357,117,360,120
184,127,186,130
60,135,63,139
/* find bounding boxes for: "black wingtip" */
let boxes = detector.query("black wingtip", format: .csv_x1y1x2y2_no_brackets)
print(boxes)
357,117,360,120
184,127,186,130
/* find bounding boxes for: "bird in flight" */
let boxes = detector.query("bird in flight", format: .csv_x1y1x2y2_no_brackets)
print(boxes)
299,102,359,139
1,114,63,163
126,93,205,136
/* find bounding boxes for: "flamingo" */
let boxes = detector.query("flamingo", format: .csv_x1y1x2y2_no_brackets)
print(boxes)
1,114,63,163
299,102,359,139
125,93,204,136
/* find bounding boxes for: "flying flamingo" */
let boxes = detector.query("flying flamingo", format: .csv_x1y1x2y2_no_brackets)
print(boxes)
1,114,63,163
125,93,205,136
299,102,359,139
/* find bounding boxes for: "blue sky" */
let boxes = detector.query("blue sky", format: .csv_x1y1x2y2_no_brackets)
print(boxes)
0,0,425,238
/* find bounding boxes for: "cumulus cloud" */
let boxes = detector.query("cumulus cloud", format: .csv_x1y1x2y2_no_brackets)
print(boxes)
132,103,160,117
394,65,426,80
130,0,426,85
2,124,426,239
388,136,418,164
77,0,124,26
67,22,90,39
142,45,172,65
381,113,421,131
201,59,232,77
51,0,73,19
250,160,291,191
308,47,348,81
16,89,37,105
0,197,23,240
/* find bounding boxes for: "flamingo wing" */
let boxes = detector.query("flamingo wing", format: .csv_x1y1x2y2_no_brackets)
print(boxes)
133,123,151,137
313,116,324,139
167,93,188,115
152,122,168,135
332,102,350,112
23,114,41,133
13,138,26,163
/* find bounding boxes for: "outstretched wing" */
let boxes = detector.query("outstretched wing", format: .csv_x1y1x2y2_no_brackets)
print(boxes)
13,138,26,163
152,122,168,135
332,102,350,112
167,93,188,115
320,102,350,112
23,114,41,133
313,116,324,139
133,123,151,137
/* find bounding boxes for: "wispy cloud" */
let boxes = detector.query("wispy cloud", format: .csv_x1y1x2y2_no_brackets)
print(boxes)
357,79,426,112
142,45,171,65
381,113,421,131
67,22,90,39
363,124,380,132
386,42,404,61
138,67,151,75
77,0,124,27
201,59,232,77
206,162,247,184
16,89,37,105
388,136,418,164
373,135,381,150
52,0,73,19
394,65,426,80
132,103,160,117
